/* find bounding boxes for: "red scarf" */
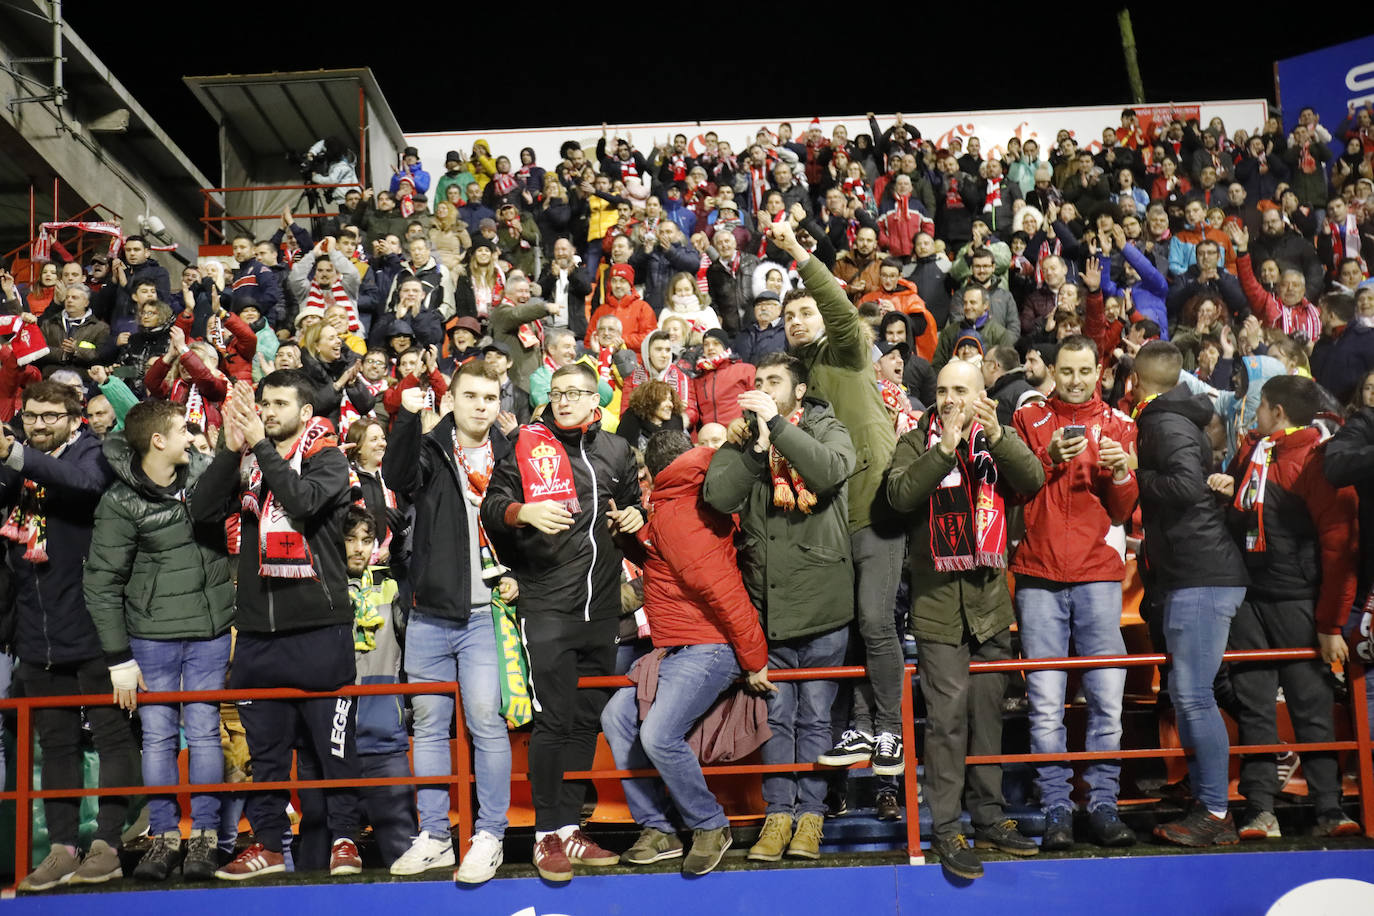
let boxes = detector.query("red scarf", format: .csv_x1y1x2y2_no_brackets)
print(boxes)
769,406,817,513
453,433,507,579
597,344,615,382
669,154,687,182
1234,426,1311,553
984,176,1003,213
749,164,769,212
924,415,1007,571
696,352,733,373
515,423,581,513
242,417,338,578
1299,142,1317,174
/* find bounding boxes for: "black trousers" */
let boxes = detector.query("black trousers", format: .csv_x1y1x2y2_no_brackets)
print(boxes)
18,658,140,847
1228,597,1341,812
231,625,360,852
520,614,617,832
915,626,1013,840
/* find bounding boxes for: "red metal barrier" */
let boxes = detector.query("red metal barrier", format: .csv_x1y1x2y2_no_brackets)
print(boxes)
199,184,363,244
1,649,1369,887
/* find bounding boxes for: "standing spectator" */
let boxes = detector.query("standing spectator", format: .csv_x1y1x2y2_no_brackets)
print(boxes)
886,360,1045,880
704,353,854,861
1011,333,1138,850
384,364,519,883
7,381,130,893
1130,341,1249,847
481,362,644,883
84,400,234,881
389,146,431,196
1310,293,1374,404
1211,376,1360,840
190,372,364,880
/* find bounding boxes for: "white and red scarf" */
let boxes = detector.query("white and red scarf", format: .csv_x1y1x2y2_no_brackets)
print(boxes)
307,277,361,333
454,433,508,580
983,176,1004,214
925,415,1007,571
493,172,517,196
241,416,338,578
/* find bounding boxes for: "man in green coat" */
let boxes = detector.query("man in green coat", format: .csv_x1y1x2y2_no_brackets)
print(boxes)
85,400,235,883
766,220,910,788
886,359,1045,880
704,352,855,862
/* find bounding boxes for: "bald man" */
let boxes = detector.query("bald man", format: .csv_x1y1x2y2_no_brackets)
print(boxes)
885,359,1045,880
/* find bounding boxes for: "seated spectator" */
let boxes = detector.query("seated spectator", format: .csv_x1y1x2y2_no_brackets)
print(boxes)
658,272,720,334
602,430,771,876
38,283,109,369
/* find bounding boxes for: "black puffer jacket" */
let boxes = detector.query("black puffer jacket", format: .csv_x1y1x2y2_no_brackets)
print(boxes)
482,415,642,620
1135,384,1249,591
189,433,354,635
0,429,113,666
384,408,510,623
1324,407,1374,599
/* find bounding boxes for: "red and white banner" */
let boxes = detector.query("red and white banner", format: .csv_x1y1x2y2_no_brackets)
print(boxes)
407,100,1267,179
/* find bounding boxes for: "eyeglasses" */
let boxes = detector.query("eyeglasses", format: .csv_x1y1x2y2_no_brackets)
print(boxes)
548,389,595,404
21,411,72,426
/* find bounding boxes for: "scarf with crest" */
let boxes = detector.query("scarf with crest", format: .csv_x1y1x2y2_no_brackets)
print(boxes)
240,416,337,577
924,413,1006,571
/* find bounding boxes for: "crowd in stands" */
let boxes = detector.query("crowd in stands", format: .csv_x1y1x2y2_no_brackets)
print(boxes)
3,103,1374,890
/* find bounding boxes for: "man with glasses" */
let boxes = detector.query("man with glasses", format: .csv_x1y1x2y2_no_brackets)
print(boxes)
5,381,132,892
483,362,645,882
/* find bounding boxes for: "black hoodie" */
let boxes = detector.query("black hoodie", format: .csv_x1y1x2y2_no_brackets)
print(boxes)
1135,383,1248,591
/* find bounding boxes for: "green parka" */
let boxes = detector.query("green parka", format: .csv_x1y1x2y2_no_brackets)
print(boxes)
790,256,898,535
703,398,856,642
84,431,235,665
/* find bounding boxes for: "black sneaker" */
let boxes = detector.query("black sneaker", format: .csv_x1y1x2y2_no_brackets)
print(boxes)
817,729,874,767
931,834,983,880
824,783,849,818
870,731,904,776
875,788,902,822
973,819,1039,857
133,831,182,881
1153,804,1239,847
182,829,219,881
1041,807,1074,851
1089,807,1136,847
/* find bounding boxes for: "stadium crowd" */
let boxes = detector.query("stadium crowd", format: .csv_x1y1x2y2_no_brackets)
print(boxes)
3,104,1374,890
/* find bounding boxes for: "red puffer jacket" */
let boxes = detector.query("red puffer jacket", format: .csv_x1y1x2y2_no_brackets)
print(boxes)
632,447,767,672
1011,394,1139,583
691,357,755,427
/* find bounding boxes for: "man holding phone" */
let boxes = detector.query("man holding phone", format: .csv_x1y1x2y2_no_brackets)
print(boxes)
1011,332,1138,850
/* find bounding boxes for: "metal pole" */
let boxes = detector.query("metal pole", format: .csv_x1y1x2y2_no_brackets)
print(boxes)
51,1,62,110
358,86,367,191
1117,8,1146,105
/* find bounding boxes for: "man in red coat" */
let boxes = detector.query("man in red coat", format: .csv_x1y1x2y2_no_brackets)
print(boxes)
1011,334,1139,850
585,264,657,353
600,431,772,876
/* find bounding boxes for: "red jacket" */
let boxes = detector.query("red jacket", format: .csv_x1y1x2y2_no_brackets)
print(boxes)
173,309,257,382
145,350,228,431
691,356,755,427
382,370,447,427
631,447,767,670
877,196,934,259
1012,394,1139,583
586,292,658,352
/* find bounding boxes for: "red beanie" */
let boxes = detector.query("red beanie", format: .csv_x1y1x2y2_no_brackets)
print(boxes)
610,263,635,284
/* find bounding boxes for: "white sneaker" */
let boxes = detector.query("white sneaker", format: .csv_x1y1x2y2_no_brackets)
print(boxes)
454,831,504,885
389,830,456,876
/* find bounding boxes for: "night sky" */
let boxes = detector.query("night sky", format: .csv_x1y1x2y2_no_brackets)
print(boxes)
64,7,1360,180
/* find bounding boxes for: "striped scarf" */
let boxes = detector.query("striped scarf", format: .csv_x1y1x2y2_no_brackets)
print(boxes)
769,406,817,513
307,277,361,333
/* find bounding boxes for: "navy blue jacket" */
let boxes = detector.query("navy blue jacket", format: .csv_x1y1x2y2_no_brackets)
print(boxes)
734,319,787,365
0,429,114,666
1312,321,1374,404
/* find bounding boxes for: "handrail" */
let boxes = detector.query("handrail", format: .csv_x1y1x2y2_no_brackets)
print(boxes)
2,648,1369,889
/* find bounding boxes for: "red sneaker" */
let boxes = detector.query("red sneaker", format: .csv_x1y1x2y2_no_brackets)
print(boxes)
564,828,620,866
330,838,362,876
214,843,285,881
533,834,573,882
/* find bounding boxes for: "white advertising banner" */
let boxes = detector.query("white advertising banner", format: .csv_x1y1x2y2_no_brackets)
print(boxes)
405,99,1268,178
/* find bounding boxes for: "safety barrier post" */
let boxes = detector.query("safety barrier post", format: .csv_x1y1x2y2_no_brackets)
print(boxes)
12,704,31,893
1350,659,1374,839
900,664,923,864
452,683,474,861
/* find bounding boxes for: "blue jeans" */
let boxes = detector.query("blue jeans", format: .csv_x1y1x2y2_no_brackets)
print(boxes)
130,634,232,834
1017,582,1127,812
601,644,741,831
1162,586,1245,811
763,627,849,816
404,610,511,839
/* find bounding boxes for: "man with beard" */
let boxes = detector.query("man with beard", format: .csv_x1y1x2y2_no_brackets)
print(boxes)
191,371,362,880
834,226,884,302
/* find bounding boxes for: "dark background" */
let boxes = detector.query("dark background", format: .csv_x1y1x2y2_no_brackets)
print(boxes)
65,7,1362,178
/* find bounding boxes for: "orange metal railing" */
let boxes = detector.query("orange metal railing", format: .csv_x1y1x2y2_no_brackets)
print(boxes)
0,649,1369,888
199,184,363,245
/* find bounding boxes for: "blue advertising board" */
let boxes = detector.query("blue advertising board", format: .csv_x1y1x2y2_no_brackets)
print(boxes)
1275,34,1374,150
